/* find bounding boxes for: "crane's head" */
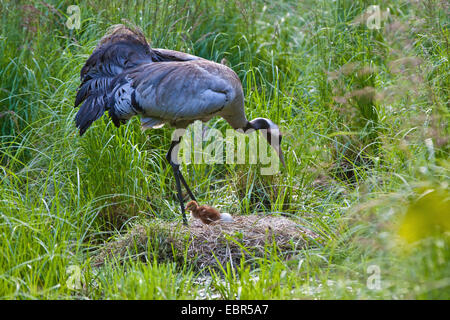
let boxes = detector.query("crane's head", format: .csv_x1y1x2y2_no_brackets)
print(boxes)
247,118,286,169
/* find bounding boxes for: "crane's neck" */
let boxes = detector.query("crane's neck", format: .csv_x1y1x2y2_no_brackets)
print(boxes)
244,118,277,144
223,115,285,167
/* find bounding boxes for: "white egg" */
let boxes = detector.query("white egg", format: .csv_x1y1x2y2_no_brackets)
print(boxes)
219,213,234,223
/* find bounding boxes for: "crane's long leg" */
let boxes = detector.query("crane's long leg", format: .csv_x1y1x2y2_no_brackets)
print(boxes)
166,138,197,225
178,172,197,202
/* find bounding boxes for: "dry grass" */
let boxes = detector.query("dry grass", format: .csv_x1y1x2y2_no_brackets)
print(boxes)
92,215,319,269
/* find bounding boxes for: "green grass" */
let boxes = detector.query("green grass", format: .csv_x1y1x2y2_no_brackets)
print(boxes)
0,0,449,299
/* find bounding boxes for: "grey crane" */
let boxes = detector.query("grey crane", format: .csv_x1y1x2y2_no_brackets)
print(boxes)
74,25,285,225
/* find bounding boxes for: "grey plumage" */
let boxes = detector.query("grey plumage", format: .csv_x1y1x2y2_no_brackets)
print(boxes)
74,24,245,134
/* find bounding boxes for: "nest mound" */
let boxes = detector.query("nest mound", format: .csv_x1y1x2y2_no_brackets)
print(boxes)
92,215,318,269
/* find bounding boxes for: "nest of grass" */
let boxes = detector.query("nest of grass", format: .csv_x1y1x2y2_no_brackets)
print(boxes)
92,214,319,269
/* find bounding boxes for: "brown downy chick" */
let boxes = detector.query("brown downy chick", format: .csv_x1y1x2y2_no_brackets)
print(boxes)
186,201,233,225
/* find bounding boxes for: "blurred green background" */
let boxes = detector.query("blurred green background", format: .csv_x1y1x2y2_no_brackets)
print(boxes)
0,0,448,299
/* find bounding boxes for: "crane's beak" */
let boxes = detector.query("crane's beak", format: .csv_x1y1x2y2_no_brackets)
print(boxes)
278,147,286,168
266,127,286,170
271,140,286,169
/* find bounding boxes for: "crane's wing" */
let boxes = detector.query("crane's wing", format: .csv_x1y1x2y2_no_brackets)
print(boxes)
74,25,245,135
152,48,203,62
128,60,237,126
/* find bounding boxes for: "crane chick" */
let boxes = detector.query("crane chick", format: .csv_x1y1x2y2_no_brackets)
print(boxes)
186,201,233,225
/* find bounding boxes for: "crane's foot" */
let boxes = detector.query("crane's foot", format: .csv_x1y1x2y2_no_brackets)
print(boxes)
172,164,189,225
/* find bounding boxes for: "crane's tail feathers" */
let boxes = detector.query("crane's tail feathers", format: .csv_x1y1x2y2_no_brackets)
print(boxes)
74,77,112,109
74,24,154,135
96,24,148,51
79,24,153,82
75,94,107,136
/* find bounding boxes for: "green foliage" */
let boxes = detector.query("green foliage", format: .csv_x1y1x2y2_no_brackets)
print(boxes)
0,0,448,299
399,185,450,243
